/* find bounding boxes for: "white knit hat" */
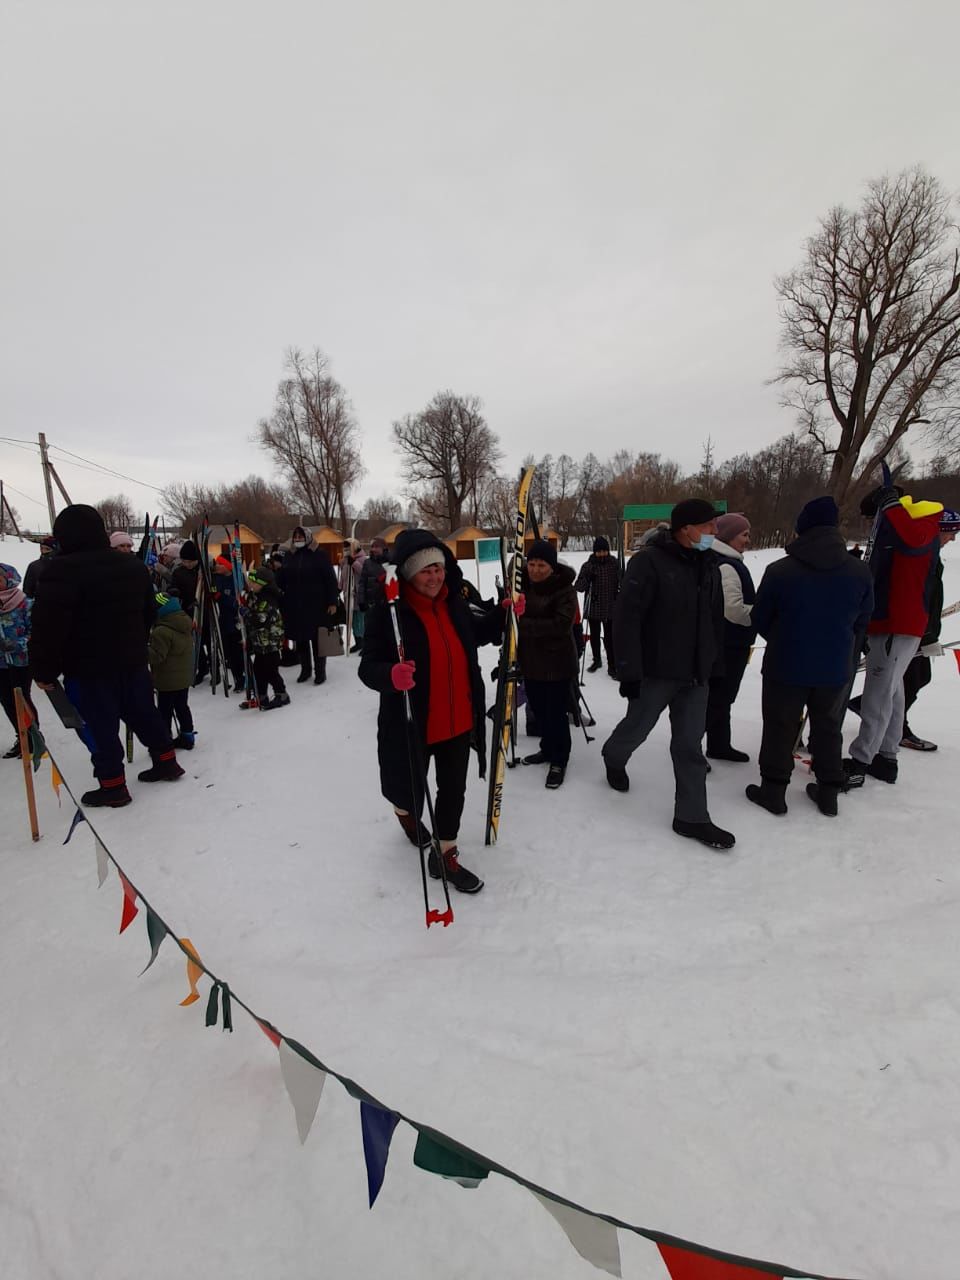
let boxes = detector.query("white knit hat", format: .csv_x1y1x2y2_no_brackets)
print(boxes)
400,547,446,580
110,531,134,549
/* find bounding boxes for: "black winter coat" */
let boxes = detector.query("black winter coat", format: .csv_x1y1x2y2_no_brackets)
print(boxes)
23,555,49,600
752,526,874,687
169,563,199,614
518,564,579,682
358,534,503,804
612,529,723,685
277,546,338,641
358,552,388,610
574,555,620,620
31,549,157,682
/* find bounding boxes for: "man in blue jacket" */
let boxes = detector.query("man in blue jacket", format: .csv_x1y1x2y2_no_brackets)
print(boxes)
747,496,873,817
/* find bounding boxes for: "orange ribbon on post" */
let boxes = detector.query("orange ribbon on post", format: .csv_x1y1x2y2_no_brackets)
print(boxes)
13,687,39,843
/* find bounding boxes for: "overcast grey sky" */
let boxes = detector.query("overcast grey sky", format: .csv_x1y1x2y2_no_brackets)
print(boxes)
2,0,958,528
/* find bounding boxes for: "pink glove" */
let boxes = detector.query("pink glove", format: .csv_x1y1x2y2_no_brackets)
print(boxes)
391,660,416,691
502,593,526,618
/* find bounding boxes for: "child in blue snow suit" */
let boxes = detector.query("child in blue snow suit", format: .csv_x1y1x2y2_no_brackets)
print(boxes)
0,563,37,759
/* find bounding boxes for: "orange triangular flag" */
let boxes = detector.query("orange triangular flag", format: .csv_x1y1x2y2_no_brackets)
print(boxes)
658,1243,782,1280
954,648,960,674
257,1018,281,1047
118,872,139,934
50,762,62,803
179,938,204,1006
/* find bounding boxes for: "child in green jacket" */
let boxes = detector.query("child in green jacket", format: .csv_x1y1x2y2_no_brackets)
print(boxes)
148,593,196,748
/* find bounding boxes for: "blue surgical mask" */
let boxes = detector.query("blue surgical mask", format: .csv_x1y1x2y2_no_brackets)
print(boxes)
694,533,715,552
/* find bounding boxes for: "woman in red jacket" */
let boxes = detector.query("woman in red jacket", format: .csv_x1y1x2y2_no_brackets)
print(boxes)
359,530,508,894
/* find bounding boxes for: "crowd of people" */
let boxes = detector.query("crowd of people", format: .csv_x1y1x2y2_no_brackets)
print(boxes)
2,487,956,894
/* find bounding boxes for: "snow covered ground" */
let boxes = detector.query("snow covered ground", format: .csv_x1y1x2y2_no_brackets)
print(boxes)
2,535,959,1280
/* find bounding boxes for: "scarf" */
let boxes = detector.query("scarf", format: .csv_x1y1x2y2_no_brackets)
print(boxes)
0,584,26,613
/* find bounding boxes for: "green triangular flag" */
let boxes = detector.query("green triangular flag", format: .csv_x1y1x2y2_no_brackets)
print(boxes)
28,725,46,772
139,908,167,975
413,1131,489,1188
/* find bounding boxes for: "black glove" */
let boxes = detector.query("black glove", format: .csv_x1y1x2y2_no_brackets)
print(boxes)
859,484,903,519
619,681,642,700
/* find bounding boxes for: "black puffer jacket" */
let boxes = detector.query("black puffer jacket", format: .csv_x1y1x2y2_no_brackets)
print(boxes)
276,527,339,641
30,504,157,682
612,528,723,685
574,555,620,620
518,563,578,682
358,530,504,802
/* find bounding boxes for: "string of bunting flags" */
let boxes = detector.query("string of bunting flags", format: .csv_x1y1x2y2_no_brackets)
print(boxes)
35,739,863,1280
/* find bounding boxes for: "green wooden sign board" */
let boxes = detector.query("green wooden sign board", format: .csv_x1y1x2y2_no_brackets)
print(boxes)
476,536,502,563
621,501,727,520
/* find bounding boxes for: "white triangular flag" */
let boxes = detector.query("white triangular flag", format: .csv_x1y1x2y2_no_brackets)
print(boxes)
533,1192,621,1277
278,1038,327,1144
95,837,109,888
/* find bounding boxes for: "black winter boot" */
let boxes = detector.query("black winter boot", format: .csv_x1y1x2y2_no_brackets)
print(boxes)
82,776,132,807
428,846,483,893
707,745,750,763
522,750,548,765
672,818,736,850
841,756,866,788
138,751,185,783
745,780,788,815
4,740,21,759
604,761,629,792
806,782,839,816
866,754,898,784
545,764,566,789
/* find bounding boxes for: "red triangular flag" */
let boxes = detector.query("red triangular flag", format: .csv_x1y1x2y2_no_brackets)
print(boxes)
658,1243,782,1280
258,1018,281,1047
118,872,139,934
954,647,960,674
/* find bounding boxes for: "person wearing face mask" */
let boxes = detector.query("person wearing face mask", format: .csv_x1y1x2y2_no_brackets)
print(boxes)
358,529,510,894
276,525,339,684
603,498,734,850
704,512,757,763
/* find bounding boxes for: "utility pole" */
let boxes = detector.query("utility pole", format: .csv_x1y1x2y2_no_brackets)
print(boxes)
39,433,57,532
38,432,72,530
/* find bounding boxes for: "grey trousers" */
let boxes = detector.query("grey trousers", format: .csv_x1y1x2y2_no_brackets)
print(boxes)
850,633,920,764
602,679,710,822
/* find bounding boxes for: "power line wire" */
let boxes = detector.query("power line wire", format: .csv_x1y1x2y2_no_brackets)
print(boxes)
0,481,46,509
49,444,165,493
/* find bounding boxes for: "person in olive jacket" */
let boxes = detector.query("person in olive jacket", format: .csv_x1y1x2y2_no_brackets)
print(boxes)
276,526,339,684
148,592,196,749
604,498,734,850
518,539,578,789
358,529,508,895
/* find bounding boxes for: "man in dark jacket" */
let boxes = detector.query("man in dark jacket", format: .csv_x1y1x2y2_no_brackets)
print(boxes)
603,498,734,850
30,504,183,807
358,535,389,613
23,535,56,599
574,536,620,674
276,526,339,683
747,496,873,818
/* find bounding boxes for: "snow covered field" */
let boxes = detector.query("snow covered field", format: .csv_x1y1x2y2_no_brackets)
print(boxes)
2,536,959,1280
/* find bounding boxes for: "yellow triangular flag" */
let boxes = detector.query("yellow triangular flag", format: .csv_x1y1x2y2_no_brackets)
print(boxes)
179,938,204,1006
50,762,62,803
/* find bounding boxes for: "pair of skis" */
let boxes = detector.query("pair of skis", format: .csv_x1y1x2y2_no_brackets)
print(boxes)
229,518,260,708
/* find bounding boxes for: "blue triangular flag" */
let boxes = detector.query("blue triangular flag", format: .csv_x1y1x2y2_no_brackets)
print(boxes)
63,806,86,845
360,1102,400,1208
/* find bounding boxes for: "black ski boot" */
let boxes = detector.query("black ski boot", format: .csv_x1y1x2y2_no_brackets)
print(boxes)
707,745,750,763
604,761,629,792
587,659,602,673
806,782,839,816
672,819,736,850
866,754,898,784
428,846,483,894
4,740,21,759
745,780,788,815
522,750,548,765
545,764,566,789
396,812,431,848
901,726,937,752
842,756,866,788
138,752,185,783
82,776,133,808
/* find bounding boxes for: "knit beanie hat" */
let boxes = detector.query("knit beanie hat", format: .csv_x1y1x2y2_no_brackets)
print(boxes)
940,507,960,532
248,563,275,587
795,495,839,534
214,555,232,570
154,592,181,617
400,546,446,580
160,541,182,560
371,536,388,552
178,539,199,561
527,538,558,570
40,535,57,551
716,513,750,544
52,504,110,554
670,498,719,532
110,531,134,549
592,536,610,553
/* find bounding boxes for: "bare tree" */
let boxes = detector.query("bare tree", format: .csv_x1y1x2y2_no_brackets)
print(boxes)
257,348,364,531
393,391,503,533
775,168,960,511
95,493,135,530
160,476,294,541
364,493,403,526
